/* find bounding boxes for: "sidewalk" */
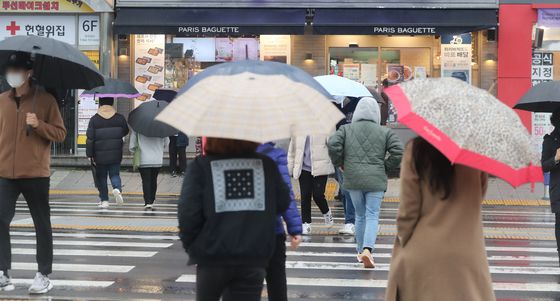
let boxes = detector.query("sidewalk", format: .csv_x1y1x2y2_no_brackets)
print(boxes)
50,168,547,201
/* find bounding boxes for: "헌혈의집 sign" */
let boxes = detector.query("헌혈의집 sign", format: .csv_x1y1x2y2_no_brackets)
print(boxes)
0,15,76,44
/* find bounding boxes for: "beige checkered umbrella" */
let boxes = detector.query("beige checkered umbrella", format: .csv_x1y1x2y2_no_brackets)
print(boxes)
156,61,344,143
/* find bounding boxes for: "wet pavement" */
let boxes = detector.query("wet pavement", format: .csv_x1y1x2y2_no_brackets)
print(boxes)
2,194,560,300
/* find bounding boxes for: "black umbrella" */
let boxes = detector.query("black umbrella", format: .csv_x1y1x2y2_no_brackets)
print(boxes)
514,81,560,112
81,77,140,99
129,100,178,138
0,35,103,89
153,89,178,102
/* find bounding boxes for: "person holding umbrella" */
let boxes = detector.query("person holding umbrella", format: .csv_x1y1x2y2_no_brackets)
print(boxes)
541,108,560,266
0,52,66,293
86,97,129,209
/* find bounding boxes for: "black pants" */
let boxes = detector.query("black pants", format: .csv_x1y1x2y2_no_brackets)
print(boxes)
168,137,187,173
299,170,330,223
266,235,288,301
197,265,265,301
139,167,160,204
0,178,52,275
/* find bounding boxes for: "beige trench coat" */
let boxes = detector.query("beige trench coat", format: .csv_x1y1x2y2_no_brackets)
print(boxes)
385,145,496,301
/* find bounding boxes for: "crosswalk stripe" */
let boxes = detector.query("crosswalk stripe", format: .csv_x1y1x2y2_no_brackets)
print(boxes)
11,239,173,249
13,262,134,273
175,274,560,292
10,231,179,241
13,248,157,258
12,278,114,288
16,207,177,215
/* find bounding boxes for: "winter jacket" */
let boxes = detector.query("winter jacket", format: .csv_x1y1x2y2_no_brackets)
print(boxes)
129,131,168,168
178,153,291,267
257,142,303,236
328,97,403,192
177,132,189,148
288,135,334,178
86,105,129,165
542,129,560,213
0,88,66,179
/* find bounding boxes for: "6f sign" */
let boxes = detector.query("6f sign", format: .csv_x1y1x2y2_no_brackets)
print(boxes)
78,15,99,46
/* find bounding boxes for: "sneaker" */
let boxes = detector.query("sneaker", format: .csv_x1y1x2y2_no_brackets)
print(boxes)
28,272,53,294
302,223,311,235
0,271,14,292
144,204,153,210
339,223,355,235
113,189,124,205
357,254,363,263
323,210,334,226
97,201,109,209
171,171,178,178
360,249,375,269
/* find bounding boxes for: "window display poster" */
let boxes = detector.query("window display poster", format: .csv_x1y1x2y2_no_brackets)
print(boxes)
260,35,290,64
414,66,427,79
233,38,259,61
441,33,472,84
173,38,216,62
215,38,234,62
531,52,555,154
134,34,165,105
343,64,360,81
77,90,98,147
387,64,405,83
360,64,377,88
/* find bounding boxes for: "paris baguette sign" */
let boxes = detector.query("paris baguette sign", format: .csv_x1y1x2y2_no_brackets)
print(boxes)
177,26,240,34
372,26,437,35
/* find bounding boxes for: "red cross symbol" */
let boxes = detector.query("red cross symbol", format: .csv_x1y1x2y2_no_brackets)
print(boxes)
6,21,20,35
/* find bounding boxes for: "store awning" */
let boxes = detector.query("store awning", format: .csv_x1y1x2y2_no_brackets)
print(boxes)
114,8,306,35
313,9,498,35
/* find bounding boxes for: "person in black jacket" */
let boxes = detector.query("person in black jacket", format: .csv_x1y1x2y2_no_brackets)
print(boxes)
542,108,560,266
179,138,291,301
169,132,189,177
86,97,129,209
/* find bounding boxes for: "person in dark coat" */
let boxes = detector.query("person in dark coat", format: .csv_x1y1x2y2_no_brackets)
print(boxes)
86,97,129,209
179,138,291,301
169,132,189,177
541,107,560,266
255,142,302,301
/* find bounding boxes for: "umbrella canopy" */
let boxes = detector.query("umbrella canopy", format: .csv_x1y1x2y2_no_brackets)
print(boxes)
385,78,542,187
153,89,178,102
314,75,373,101
514,81,560,112
81,77,140,98
155,61,344,143
129,100,178,138
0,35,103,89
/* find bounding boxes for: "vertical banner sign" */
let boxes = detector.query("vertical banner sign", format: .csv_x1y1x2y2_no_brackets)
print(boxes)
441,34,472,84
77,91,98,147
134,35,165,106
531,52,555,154
78,15,100,46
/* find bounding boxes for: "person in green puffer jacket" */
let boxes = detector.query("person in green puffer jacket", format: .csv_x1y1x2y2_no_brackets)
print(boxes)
328,97,403,268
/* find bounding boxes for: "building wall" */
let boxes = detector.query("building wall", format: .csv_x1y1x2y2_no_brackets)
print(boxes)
291,35,327,76
480,31,498,94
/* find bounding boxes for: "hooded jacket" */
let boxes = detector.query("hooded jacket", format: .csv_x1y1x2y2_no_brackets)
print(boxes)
129,131,169,168
288,135,334,178
328,97,404,191
86,105,129,165
178,153,291,267
0,88,66,179
542,129,560,213
257,142,303,236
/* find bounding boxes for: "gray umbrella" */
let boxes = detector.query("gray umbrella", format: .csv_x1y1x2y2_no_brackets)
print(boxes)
0,35,103,89
81,77,140,98
514,81,560,112
129,100,178,138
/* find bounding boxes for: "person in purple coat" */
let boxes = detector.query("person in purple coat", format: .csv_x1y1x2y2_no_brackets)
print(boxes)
257,142,302,301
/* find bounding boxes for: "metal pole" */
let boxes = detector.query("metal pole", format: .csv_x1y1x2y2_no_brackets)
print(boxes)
99,12,113,77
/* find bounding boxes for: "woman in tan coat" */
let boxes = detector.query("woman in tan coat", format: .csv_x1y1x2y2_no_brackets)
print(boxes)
385,137,495,301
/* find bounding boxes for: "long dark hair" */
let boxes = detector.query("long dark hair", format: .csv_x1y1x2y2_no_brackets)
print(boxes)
412,137,455,199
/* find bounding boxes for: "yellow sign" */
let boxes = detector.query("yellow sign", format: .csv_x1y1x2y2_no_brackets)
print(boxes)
82,50,99,69
1,0,94,13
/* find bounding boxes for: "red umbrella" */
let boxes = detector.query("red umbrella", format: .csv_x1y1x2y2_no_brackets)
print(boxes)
385,78,543,187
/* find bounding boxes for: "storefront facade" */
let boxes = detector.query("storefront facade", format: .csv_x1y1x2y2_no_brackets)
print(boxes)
0,0,113,155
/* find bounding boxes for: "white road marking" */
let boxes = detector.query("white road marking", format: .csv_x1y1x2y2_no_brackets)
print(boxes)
13,248,157,258
12,278,114,288
13,262,134,273
11,239,173,249
10,231,179,241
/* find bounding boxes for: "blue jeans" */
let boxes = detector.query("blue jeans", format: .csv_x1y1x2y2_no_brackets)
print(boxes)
348,190,384,253
335,168,355,224
96,164,122,201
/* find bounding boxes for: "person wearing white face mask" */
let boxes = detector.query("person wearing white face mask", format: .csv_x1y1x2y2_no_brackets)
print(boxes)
0,52,66,294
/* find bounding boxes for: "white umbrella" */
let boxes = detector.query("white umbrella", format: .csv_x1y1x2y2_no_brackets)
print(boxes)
156,61,344,143
314,75,373,101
